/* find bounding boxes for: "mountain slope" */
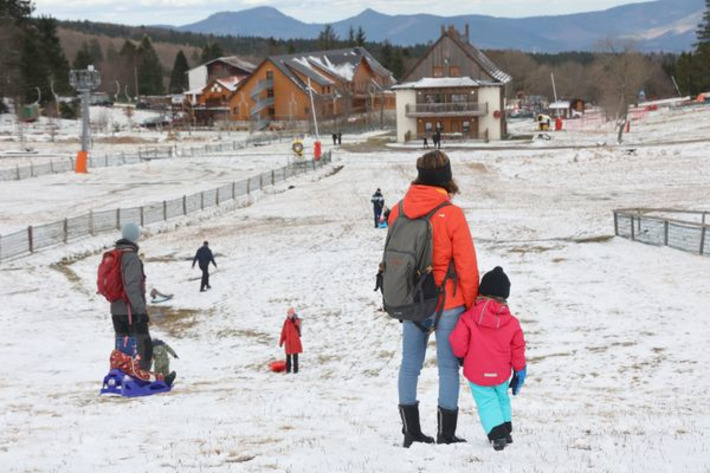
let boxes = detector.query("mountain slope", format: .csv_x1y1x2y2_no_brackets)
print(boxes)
176,0,704,52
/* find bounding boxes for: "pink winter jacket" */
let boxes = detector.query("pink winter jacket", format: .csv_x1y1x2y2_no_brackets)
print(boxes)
449,297,526,386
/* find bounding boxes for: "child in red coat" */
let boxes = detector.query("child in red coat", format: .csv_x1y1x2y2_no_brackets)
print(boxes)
279,307,303,373
449,267,526,451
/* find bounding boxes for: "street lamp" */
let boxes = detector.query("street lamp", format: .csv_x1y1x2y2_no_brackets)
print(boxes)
69,65,101,173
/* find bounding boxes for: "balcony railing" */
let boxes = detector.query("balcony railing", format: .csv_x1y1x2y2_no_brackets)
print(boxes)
405,102,488,117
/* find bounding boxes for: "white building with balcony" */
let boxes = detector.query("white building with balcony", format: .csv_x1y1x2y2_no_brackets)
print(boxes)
394,24,511,142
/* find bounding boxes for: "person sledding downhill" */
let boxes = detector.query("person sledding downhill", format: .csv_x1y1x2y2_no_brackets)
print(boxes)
449,267,526,451
279,308,302,374
378,150,479,448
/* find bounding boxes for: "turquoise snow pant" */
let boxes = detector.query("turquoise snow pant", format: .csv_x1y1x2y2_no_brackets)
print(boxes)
469,381,512,436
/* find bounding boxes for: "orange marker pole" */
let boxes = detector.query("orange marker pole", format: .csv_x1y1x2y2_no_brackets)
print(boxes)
75,150,88,174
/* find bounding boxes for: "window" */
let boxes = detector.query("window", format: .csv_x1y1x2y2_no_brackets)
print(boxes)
268,107,275,118
267,89,274,98
233,106,240,115
266,70,274,80
450,66,461,77
433,66,443,78
425,122,433,133
463,121,471,133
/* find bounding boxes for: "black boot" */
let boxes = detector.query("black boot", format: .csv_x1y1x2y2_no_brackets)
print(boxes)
399,403,435,448
437,406,466,444
504,421,513,444
164,371,176,386
487,424,509,451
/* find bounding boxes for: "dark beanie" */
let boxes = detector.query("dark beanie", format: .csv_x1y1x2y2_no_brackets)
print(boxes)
416,160,452,187
479,266,511,300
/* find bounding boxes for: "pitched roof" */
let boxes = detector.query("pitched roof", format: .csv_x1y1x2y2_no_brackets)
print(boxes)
402,28,511,85
393,77,498,90
204,56,257,74
267,47,394,94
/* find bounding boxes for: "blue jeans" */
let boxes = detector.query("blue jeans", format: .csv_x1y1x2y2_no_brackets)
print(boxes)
470,381,512,435
398,306,465,410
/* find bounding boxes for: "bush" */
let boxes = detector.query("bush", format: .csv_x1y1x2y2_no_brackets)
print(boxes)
59,101,79,119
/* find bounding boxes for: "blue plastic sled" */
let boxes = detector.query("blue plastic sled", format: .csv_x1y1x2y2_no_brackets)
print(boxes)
100,369,171,398
378,221,388,228
151,295,173,304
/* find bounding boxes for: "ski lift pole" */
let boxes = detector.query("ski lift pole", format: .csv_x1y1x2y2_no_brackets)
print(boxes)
69,65,101,174
307,78,322,160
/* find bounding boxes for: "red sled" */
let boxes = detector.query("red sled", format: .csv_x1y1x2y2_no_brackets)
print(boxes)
269,360,287,372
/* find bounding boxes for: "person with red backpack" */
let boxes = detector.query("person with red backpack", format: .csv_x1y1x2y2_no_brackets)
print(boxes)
99,223,154,371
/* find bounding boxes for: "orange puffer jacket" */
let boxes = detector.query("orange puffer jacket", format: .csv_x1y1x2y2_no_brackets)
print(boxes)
388,185,479,310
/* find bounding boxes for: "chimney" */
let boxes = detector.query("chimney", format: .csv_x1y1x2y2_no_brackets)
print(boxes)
441,24,446,36
448,25,455,37
465,23,470,43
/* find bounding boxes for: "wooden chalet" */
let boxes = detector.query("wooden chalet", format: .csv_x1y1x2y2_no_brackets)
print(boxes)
191,56,256,125
228,47,395,130
394,25,511,142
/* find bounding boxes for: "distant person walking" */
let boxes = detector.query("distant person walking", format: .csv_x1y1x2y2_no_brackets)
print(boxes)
332,133,337,145
192,241,217,292
337,132,342,145
371,188,385,228
434,129,442,149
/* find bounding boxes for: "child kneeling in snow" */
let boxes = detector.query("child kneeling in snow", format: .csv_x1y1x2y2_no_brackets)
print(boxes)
279,307,302,373
449,267,526,451
112,337,176,386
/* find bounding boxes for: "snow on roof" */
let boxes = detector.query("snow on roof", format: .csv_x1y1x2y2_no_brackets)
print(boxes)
393,77,491,90
307,55,356,82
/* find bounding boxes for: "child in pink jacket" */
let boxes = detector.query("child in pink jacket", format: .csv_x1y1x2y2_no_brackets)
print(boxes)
449,266,526,451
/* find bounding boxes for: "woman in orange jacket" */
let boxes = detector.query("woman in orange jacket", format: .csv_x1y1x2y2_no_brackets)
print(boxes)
389,150,479,448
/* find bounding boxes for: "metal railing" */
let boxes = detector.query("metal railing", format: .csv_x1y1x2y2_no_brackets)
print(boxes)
0,151,333,263
405,102,488,116
613,208,709,256
0,133,288,182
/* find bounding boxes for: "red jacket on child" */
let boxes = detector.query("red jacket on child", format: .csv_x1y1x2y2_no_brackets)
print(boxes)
449,297,526,386
280,317,302,355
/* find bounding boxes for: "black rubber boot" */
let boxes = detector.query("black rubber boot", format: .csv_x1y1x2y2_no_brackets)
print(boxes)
164,371,176,386
436,406,467,444
399,403,435,448
504,421,513,444
487,424,509,451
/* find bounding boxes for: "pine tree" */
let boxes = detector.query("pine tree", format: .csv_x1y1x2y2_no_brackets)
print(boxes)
0,0,34,22
696,0,710,44
136,35,164,95
347,26,356,47
88,37,104,64
36,16,70,94
355,26,366,47
73,42,93,69
200,41,223,63
318,24,338,50
168,50,189,93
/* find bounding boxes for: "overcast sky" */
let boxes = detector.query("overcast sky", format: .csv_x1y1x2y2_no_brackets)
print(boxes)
34,0,649,26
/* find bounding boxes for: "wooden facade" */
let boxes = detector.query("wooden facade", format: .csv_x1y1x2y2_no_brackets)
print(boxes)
395,26,511,142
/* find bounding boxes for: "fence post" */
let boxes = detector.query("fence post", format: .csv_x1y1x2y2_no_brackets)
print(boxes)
105,154,109,167
247,178,251,195
28,226,33,253
183,195,187,215
30,162,34,177
259,174,263,190
116,208,121,230
630,216,635,240
613,211,618,235
664,220,669,246
700,213,707,256
232,182,236,200
138,148,142,160
63,218,68,243
216,189,220,206
16,164,20,180
50,160,54,174
89,211,94,236
271,169,275,185
201,192,204,210
70,157,75,171
140,207,144,227
163,200,167,221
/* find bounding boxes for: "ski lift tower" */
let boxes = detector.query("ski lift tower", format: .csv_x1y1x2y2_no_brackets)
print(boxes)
70,65,101,173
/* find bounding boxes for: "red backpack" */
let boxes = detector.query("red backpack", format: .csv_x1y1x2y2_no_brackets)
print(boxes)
97,249,129,302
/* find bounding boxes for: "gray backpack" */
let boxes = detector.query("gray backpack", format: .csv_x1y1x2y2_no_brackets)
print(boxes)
377,201,455,331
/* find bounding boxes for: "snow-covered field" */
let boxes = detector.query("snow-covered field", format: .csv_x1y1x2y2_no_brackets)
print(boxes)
0,106,709,472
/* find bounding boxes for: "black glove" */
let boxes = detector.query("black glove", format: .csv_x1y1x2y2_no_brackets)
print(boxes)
374,272,383,292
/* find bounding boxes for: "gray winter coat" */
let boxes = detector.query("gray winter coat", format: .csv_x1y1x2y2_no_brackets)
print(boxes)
110,239,147,316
